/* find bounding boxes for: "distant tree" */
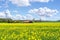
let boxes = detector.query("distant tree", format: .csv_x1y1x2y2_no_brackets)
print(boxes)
32,18,35,23
4,11,8,18
7,18,12,23
57,20,60,22
0,18,12,23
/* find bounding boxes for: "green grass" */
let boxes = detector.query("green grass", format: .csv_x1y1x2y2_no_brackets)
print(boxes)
0,22,60,40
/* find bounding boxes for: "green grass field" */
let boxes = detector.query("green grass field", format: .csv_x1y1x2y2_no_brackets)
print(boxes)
0,22,60,40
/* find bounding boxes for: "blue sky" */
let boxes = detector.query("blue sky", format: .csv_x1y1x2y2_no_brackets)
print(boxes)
0,0,60,21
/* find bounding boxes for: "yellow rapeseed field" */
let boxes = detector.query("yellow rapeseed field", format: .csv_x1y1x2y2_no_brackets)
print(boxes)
0,22,60,40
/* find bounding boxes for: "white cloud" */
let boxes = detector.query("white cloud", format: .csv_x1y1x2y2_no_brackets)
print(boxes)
0,12,5,18
15,14,23,20
26,14,33,20
0,9,34,20
29,7,59,18
29,9,38,13
12,14,27,20
5,9,12,18
30,0,51,2
9,0,52,7
0,9,12,18
0,9,33,20
13,14,33,20
9,0,30,6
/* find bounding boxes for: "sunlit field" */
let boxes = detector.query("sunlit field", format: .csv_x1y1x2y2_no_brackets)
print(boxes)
0,22,60,40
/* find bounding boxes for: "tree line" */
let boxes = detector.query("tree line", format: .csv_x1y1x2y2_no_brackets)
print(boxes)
0,18,60,23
